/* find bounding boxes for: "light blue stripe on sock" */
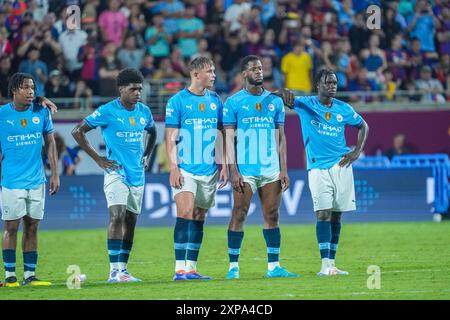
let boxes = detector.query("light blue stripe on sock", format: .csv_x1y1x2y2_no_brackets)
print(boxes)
187,243,201,250
174,243,187,250
120,249,131,254
228,248,240,255
319,243,331,250
108,250,120,255
267,247,280,254
24,263,36,268
4,262,15,268
330,244,338,250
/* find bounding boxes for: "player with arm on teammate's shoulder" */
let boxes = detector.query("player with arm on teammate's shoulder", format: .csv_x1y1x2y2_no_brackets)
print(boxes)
279,68,369,276
165,57,228,281
223,55,298,280
72,68,157,283
0,73,60,287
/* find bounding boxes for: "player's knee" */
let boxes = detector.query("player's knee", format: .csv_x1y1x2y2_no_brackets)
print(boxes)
265,209,279,226
232,205,249,224
109,214,124,227
331,212,342,223
316,210,332,221
4,225,19,237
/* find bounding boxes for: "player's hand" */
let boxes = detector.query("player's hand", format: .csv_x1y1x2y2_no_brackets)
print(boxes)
339,150,361,168
272,88,295,109
49,174,60,195
232,170,245,193
40,97,58,114
96,156,121,172
142,156,150,171
218,167,228,189
170,168,184,189
279,171,290,192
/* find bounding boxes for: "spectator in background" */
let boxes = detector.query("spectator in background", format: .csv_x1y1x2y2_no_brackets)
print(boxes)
261,55,283,90
128,2,147,35
259,29,280,65
152,57,183,94
435,54,450,99
81,0,100,33
243,5,264,56
170,47,189,77
118,34,145,70
415,65,446,103
160,0,185,35
98,0,128,46
211,53,229,94
0,27,13,58
192,38,213,61
145,12,172,64
335,0,354,35
220,31,245,76
360,34,387,86
78,30,101,95
385,133,412,160
267,2,287,43
407,0,440,54
383,7,403,51
348,67,379,103
33,28,61,71
0,56,13,104
224,0,251,34
259,0,276,27
18,46,48,96
386,34,409,86
176,4,204,59
53,132,81,176
98,41,121,97
281,40,313,93
45,69,71,99
140,54,155,79
436,6,450,56
58,19,88,79
348,13,370,55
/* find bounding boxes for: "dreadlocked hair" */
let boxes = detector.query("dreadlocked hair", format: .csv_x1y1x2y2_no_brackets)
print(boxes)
313,68,336,93
8,73,35,98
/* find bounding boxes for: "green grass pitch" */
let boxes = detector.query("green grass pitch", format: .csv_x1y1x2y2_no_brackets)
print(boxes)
0,221,449,300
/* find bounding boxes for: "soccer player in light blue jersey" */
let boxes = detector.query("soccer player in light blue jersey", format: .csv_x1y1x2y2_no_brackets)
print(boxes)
223,55,298,279
72,68,157,283
283,68,369,276
165,57,228,281
0,73,60,287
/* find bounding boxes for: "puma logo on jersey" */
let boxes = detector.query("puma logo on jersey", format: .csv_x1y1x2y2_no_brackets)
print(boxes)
242,105,250,111
6,120,14,126
117,118,125,124
186,105,192,110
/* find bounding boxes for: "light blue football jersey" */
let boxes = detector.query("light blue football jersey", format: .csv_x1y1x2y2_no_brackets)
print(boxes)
0,102,54,189
85,98,155,187
294,96,364,170
223,88,285,176
165,88,223,176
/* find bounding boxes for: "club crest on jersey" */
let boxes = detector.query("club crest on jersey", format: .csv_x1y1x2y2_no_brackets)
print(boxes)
32,117,40,124
129,117,136,125
20,119,28,127
140,117,146,125
255,103,262,111
324,112,332,121
210,103,217,111
199,103,205,112
268,103,275,112
336,114,343,122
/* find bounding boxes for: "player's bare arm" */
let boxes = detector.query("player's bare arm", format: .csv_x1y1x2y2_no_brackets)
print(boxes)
217,127,228,189
72,121,120,172
165,127,183,189
44,132,60,195
36,96,58,114
272,88,295,108
143,126,157,170
339,119,369,168
277,124,289,192
225,125,244,193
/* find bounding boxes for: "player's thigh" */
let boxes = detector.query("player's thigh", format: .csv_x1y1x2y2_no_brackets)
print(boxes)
231,182,253,215
308,168,334,212
26,184,46,221
104,172,130,208
173,171,197,218
258,178,282,216
194,171,218,210
331,164,356,212
1,187,28,221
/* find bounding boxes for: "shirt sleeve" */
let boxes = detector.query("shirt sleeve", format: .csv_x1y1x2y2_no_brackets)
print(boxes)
165,96,181,128
85,105,108,128
346,105,364,127
274,97,285,125
43,108,54,134
222,98,236,126
294,96,311,110
145,106,155,130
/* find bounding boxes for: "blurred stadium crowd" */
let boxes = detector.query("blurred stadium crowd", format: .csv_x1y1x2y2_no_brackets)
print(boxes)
0,0,449,107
